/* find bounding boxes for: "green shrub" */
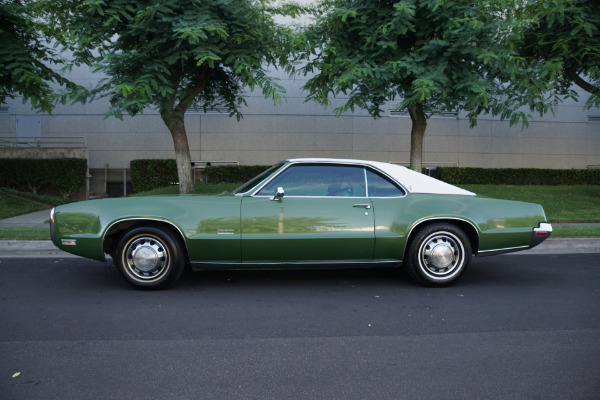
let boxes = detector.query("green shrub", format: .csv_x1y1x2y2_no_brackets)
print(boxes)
436,167,600,185
206,165,272,183
0,158,87,198
130,159,179,193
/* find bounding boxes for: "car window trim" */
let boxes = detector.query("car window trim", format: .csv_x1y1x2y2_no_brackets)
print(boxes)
247,160,409,199
365,166,407,198
248,162,293,196
233,162,285,196
251,162,370,198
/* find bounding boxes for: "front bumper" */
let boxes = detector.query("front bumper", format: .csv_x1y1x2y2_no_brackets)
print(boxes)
49,208,56,245
530,222,553,249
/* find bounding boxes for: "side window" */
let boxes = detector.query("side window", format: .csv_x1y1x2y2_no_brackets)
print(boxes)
366,169,405,197
256,165,366,197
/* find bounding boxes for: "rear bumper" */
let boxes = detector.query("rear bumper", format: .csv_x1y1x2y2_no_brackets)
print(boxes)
477,222,553,257
530,222,553,249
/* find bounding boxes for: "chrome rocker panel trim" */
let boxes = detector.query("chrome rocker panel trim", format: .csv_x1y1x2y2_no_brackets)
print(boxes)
190,260,402,271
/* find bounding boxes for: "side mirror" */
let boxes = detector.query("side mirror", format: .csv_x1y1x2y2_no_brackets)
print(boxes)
271,187,285,201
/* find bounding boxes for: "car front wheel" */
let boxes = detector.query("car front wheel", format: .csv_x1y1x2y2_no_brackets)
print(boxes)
405,223,472,287
113,226,185,290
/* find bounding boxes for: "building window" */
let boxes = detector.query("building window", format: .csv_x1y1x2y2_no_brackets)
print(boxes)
185,106,231,115
588,115,600,123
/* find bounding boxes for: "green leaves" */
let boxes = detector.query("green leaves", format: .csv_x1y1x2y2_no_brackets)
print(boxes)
294,0,587,172
53,0,296,126
518,0,600,107
47,0,297,192
299,0,580,128
0,0,81,113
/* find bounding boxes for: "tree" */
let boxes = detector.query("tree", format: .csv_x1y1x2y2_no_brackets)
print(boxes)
295,0,561,172
519,0,599,109
0,0,79,113
61,0,296,194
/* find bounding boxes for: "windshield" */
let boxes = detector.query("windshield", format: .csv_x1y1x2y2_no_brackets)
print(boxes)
231,162,284,195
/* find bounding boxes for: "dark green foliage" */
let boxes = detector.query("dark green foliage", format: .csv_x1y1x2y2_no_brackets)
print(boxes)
0,0,79,112
130,159,179,193
60,0,300,194
293,0,566,173
71,0,293,121
206,165,271,184
518,0,600,108
437,167,600,185
0,158,87,198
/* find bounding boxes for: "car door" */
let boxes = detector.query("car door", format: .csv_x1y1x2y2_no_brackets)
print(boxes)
365,168,410,261
240,164,375,263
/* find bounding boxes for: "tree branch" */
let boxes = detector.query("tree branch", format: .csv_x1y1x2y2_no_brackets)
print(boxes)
566,63,600,97
174,66,211,115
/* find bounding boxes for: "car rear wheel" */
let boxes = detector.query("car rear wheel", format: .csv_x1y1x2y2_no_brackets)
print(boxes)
113,226,185,290
405,223,472,287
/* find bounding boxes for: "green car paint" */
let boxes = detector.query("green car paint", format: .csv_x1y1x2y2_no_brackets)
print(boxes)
240,196,375,262
50,159,551,280
53,194,243,262
52,191,546,263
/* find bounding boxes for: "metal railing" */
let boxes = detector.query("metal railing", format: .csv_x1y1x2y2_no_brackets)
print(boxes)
192,160,239,183
0,136,87,148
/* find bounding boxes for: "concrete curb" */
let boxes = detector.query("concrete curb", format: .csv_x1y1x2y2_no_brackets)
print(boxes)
510,238,600,255
0,238,599,259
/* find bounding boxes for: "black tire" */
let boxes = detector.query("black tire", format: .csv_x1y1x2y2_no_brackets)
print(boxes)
405,223,472,287
113,226,185,290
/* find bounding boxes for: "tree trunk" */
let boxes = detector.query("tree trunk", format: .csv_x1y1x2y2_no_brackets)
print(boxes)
169,118,195,195
409,103,427,173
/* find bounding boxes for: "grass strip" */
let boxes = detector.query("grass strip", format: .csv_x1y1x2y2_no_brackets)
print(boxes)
459,185,600,223
552,226,600,238
0,227,51,240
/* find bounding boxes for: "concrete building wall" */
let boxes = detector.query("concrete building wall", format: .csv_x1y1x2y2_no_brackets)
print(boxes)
1,67,599,196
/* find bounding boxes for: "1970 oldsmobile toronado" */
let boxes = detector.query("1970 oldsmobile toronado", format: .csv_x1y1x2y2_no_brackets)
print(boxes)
50,158,552,289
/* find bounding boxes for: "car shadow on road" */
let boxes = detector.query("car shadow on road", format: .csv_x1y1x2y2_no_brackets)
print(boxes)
176,265,414,290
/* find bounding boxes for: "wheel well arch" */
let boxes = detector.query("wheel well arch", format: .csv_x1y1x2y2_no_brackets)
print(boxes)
404,218,480,259
103,219,190,262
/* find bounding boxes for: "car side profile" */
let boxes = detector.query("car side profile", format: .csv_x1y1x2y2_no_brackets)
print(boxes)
50,158,552,289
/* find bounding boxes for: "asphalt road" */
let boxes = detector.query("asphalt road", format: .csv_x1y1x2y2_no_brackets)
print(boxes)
1,254,599,400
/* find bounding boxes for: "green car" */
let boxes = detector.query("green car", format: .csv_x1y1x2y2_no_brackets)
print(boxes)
50,158,552,289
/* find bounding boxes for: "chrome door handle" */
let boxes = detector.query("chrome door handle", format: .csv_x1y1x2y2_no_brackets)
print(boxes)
353,204,371,209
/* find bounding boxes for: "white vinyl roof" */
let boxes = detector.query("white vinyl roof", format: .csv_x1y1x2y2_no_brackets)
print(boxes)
288,158,475,196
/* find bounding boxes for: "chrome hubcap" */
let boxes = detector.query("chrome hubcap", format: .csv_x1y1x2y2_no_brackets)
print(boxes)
419,231,464,280
125,236,169,280
132,245,160,272
429,243,454,269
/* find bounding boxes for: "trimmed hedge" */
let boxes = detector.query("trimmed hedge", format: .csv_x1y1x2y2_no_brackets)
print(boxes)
129,159,600,193
206,165,272,183
130,160,272,191
436,167,600,185
0,158,87,198
130,159,178,193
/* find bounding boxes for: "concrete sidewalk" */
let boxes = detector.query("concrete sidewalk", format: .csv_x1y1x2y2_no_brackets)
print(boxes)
0,209,52,228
